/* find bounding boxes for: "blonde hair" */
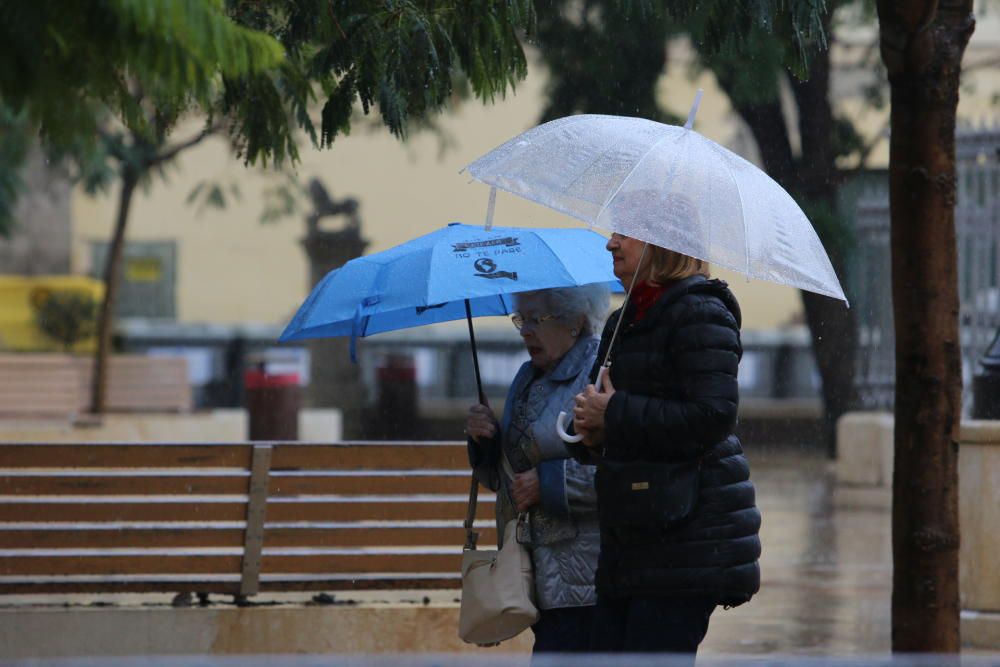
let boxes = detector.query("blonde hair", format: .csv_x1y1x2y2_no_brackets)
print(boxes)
642,246,710,284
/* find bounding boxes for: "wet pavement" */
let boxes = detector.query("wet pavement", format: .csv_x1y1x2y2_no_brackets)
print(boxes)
702,444,892,655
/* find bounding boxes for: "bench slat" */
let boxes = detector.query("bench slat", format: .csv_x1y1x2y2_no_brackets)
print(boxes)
0,528,245,549
262,553,461,574
266,500,491,522
0,552,463,576
0,473,470,496
0,583,240,594
0,526,497,549
0,444,252,468
269,474,471,496
0,476,247,496
0,502,248,522
265,526,498,548
0,555,242,576
270,444,468,471
0,577,460,594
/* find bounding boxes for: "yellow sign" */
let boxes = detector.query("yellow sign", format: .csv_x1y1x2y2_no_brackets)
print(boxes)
0,275,104,352
125,257,163,283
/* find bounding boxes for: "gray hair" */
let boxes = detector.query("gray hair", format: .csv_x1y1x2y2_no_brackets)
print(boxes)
514,284,611,336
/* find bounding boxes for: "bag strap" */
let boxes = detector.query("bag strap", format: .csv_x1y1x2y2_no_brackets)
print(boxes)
465,439,521,551
464,472,479,551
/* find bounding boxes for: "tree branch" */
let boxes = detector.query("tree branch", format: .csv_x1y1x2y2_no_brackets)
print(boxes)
841,115,891,179
150,123,225,167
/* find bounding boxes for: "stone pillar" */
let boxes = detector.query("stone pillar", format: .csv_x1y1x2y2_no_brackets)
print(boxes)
300,181,368,440
959,421,1000,649
972,330,1000,419
0,146,72,275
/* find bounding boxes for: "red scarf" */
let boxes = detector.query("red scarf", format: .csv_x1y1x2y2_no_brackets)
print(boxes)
630,281,672,322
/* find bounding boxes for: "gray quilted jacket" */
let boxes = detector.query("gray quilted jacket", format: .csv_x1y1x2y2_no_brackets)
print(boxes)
467,335,600,610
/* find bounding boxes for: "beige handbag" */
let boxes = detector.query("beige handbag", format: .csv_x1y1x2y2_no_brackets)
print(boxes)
458,469,539,646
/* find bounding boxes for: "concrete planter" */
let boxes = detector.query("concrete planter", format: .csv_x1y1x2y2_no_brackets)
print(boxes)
836,412,1000,648
958,420,1000,648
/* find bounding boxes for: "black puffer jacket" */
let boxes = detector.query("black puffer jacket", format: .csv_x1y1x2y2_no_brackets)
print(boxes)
582,275,761,606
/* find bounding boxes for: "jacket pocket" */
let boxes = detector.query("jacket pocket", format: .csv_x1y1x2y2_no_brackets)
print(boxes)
595,459,700,535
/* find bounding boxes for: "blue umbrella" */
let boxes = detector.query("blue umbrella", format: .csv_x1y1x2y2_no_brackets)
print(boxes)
280,222,619,401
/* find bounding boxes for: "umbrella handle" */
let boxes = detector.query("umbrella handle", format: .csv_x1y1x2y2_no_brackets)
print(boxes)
556,366,607,444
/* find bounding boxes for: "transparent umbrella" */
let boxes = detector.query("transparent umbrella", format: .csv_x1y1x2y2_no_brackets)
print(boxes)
463,92,848,441
463,93,847,304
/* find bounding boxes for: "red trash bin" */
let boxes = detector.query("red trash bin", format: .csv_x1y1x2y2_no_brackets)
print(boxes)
245,369,300,441
374,354,418,439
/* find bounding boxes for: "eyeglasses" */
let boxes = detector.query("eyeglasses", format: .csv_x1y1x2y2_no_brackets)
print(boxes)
511,312,557,331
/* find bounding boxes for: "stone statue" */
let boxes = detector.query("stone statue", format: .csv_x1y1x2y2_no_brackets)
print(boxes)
300,178,368,439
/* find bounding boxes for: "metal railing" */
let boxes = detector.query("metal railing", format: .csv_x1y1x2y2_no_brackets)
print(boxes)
853,124,1000,411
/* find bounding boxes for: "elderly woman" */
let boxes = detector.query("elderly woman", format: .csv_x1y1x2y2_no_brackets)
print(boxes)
465,283,609,654
572,233,761,655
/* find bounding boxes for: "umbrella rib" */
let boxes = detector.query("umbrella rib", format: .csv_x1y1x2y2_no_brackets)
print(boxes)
715,143,752,278
593,130,679,223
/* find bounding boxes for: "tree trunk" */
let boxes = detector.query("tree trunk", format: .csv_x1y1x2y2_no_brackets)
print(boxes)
90,168,138,414
877,0,974,652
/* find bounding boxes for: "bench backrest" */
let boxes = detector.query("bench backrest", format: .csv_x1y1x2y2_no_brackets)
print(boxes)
0,354,192,418
0,441,495,596
0,355,79,419
74,356,192,413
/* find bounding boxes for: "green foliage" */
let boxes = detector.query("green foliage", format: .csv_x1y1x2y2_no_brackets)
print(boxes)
226,0,535,163
0,106,31,237
187,179,243,217
33,290,99,351
0,0,284,151
535,2,679,122
660,0,828,76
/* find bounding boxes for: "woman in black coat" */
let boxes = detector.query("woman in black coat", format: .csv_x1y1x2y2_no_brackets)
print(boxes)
572,232,761,655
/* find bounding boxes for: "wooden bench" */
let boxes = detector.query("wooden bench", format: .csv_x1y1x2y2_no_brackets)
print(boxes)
0,441,494,597
0,354,191,419
0,355,80,420
74,356,192,413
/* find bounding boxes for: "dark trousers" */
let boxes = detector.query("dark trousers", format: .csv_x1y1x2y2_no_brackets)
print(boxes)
531,605,596,654
591,595,716,654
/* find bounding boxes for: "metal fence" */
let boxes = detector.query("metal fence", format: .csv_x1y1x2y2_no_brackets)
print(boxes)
854,124,1000,411
117,316,822,412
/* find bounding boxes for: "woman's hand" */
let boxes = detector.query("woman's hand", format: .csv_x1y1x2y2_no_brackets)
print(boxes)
511,469,540,512
465,403,498,443
573,374,616,449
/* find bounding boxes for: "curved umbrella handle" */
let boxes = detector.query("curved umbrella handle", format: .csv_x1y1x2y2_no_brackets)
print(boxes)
555,366,607,444
556,411,584,443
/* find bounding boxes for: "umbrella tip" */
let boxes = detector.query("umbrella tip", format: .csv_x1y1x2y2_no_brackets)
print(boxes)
484,186,497,230
684,89,704,130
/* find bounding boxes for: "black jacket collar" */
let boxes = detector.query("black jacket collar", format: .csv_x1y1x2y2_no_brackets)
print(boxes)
621,275,742,334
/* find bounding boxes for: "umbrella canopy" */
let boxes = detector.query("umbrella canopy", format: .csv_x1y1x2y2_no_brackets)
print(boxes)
279,222,620,343
464,113,847,304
